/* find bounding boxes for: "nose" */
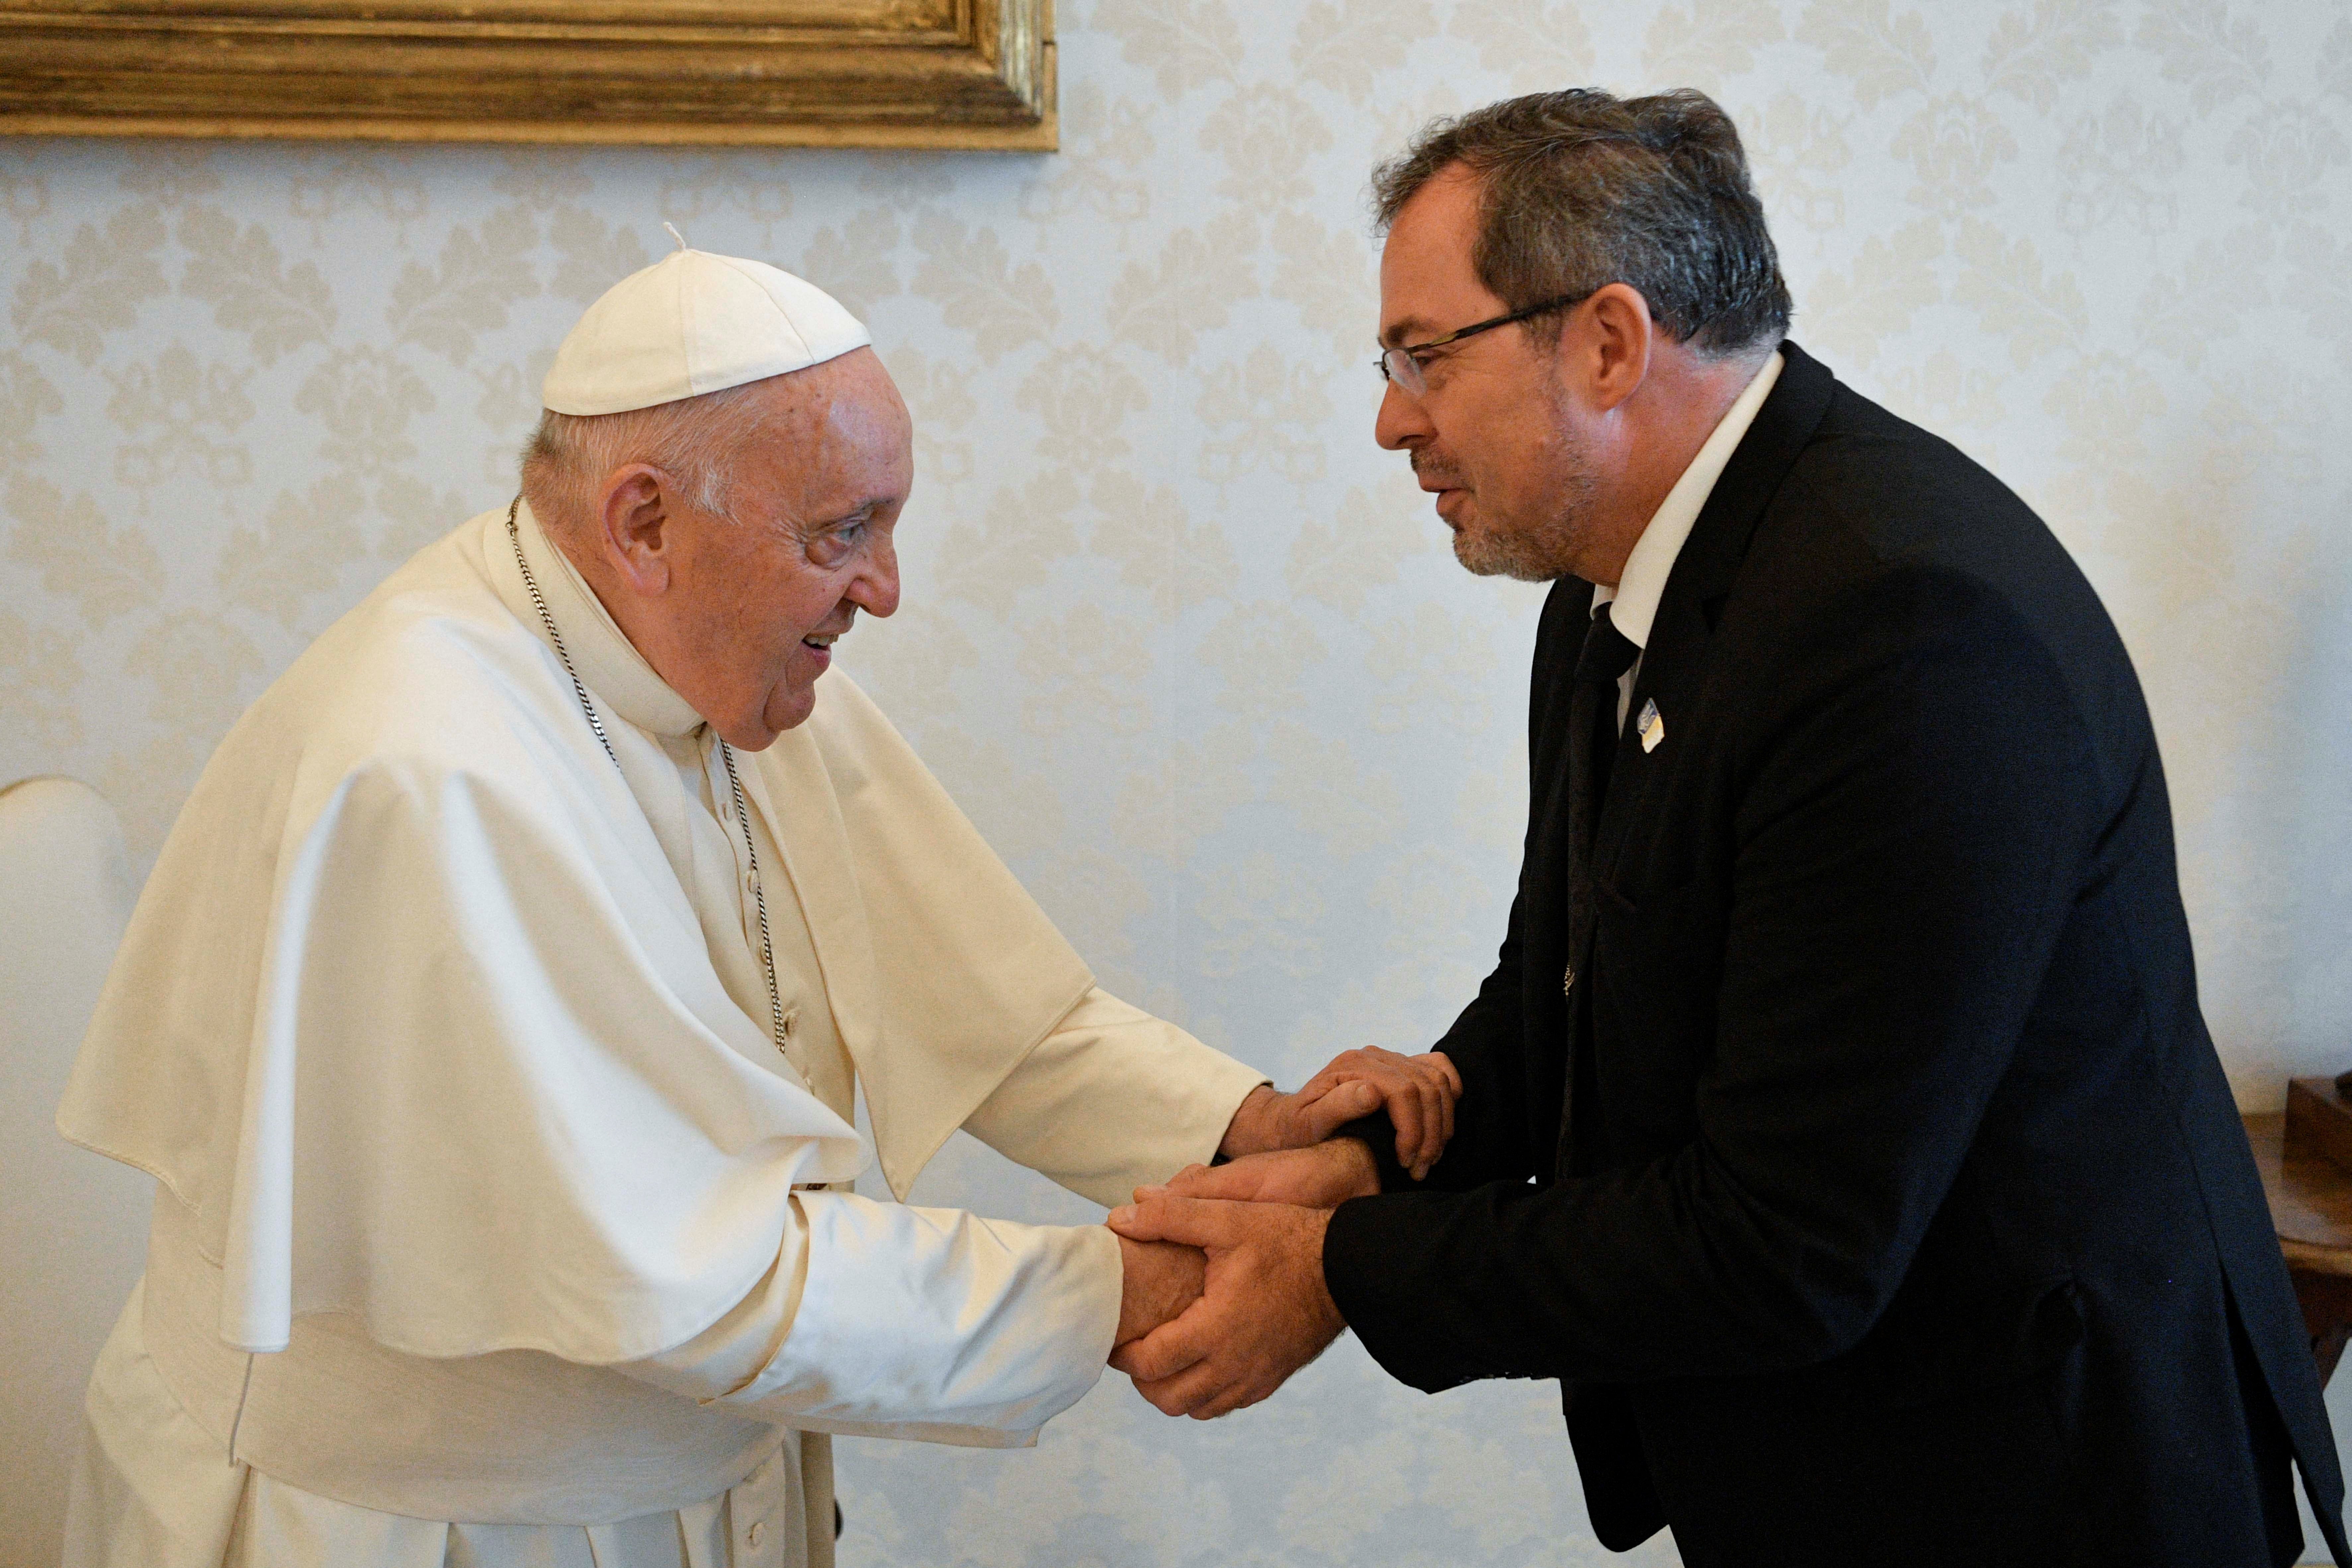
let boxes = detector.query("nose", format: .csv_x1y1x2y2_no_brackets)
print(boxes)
1374,378,1430,452
848,535,900,619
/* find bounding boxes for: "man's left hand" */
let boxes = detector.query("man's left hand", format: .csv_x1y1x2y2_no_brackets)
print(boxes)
1218,1047,1461,1178
1105,1195,1343,1419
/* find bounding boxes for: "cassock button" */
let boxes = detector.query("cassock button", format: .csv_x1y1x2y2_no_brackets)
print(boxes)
1562,963,1576,996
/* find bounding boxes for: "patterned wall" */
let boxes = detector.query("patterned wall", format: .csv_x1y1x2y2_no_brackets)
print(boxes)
5,1,2350,1562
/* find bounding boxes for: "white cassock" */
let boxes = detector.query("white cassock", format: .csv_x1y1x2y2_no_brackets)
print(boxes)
56,501,1269,1568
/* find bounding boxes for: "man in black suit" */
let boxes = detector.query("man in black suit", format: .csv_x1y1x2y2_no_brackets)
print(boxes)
1109,87,2349,1566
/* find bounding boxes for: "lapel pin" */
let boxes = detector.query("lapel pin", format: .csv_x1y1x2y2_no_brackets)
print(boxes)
1637,698,1665,753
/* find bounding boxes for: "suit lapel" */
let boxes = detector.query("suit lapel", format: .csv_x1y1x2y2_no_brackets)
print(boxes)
1594,342,1840,884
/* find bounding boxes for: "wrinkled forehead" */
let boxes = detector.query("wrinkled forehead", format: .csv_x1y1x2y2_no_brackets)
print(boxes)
774,348,907,441
737,349,912,500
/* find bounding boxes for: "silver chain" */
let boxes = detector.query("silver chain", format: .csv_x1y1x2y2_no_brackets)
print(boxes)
506,497,793,1062
719,741,792,1061
507,498,619,772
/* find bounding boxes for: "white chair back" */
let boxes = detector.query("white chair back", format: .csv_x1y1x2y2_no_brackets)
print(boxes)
0,778,149,1568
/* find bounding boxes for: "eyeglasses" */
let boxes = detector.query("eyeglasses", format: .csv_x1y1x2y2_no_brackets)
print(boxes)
1374,292,1591,398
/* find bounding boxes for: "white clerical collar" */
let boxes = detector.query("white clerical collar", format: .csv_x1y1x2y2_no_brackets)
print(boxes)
509,499,708,738
1591,347,1783,642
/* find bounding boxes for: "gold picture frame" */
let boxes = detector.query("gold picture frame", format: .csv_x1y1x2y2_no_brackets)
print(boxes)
0,0,1054,150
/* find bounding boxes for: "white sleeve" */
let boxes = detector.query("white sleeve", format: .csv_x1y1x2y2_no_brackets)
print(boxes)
620,1192,1122,1448
961,988,1272,1209
614,990,1262,1444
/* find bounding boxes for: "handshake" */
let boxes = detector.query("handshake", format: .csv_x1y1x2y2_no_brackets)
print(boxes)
1107,1046,1461,1420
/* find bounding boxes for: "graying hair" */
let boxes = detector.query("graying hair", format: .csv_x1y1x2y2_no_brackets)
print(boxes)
517,379,773,528
1371,88,1792,358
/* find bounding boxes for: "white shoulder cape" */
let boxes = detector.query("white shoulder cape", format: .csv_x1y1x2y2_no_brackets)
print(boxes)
57,514,1093,1363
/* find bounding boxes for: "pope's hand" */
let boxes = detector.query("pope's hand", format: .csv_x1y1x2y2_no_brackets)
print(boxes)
1217,1047,1462,1179
1112,1233,1206,1349
1107,1196,1343,1418
1142,1138,1379,1211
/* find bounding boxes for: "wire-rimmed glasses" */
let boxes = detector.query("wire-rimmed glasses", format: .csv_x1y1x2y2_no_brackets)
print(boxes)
1374,291,1592,398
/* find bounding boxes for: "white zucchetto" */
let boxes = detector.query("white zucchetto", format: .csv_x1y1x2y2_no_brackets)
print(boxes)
541,245,872,416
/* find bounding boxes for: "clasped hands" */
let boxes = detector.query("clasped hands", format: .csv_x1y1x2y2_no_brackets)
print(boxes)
1109,1046,1461,1419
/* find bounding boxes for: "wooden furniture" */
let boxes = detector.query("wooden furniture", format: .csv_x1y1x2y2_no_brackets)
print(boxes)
0,0,1055,150
2244,1100,2352,1383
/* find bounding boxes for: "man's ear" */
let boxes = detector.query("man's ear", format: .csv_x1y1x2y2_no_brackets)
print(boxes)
595,465,674,597
1579,283,1657,415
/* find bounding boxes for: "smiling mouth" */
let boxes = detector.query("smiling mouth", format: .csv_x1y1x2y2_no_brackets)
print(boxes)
802,613,854,653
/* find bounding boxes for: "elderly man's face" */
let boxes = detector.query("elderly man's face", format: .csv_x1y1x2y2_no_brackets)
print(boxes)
661,349,910,748
1373,166,1599,582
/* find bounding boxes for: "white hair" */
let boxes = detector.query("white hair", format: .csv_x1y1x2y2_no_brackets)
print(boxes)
517,379,775,529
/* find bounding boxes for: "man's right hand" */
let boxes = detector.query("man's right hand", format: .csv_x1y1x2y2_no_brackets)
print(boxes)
1140,1139,1380,1211
1113,1234,1206,1348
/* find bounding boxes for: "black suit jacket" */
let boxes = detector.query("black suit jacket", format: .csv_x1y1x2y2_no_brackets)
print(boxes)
1324,344,2348,1568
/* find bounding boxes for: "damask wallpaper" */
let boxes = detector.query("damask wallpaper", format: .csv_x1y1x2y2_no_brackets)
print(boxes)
4,0,2349,1562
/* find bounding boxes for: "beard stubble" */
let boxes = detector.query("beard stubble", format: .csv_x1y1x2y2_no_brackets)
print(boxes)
1434,362,1598,583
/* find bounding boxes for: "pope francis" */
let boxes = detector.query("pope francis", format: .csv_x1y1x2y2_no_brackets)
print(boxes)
54,246,1460,1568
